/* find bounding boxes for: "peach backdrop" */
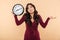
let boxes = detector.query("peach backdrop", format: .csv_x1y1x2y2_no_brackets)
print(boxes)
0,0,60,40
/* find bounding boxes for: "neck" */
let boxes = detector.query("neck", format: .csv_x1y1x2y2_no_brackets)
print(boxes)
30,13,34,18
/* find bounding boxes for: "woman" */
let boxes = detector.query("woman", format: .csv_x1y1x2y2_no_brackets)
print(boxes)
14,3,55,40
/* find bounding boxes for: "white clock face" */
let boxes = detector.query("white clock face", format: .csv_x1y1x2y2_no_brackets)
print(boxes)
12,4,24,16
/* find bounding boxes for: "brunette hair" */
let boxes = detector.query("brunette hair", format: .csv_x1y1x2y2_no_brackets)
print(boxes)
24,3,39,26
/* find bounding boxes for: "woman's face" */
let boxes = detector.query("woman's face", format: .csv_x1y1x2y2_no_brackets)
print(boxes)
28,5,34,14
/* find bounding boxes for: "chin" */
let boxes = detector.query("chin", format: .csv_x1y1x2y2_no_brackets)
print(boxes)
28,11,34,14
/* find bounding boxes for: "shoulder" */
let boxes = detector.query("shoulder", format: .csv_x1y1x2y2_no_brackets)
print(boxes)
37,14,41,17
23,13,28,16
22,13,28,18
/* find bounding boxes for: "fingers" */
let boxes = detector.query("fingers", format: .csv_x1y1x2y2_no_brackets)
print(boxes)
49,16,56,19
50,17,56,19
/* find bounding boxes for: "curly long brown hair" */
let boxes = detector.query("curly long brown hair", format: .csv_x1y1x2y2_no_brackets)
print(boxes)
24,3,39,26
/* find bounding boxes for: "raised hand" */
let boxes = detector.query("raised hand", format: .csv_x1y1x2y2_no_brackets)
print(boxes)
49,16,56,19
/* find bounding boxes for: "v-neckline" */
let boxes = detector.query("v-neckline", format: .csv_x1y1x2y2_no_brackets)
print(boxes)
31,20,35,24
30,16,35,24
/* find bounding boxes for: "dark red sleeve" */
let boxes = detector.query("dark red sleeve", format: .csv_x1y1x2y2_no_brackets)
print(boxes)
38,15,50,28
14,15,26,26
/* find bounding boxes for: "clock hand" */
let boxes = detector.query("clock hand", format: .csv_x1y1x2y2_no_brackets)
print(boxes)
16,8,22,11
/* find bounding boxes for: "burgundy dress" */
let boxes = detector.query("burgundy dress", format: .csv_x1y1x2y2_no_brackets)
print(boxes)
14,14,50,40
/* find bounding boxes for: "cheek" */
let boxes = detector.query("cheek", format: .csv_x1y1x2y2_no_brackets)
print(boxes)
32,8,34,12
28,8,34,13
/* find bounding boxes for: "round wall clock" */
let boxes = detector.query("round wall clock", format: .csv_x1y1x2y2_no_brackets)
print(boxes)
12,4,24,16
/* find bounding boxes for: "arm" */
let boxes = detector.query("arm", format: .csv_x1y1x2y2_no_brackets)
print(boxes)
14,15,26,26
38,15,50,28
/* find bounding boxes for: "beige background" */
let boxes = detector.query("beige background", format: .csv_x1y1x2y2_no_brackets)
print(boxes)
0,0,60,40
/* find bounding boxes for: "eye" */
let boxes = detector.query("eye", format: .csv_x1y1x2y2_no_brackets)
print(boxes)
30,6,33,8
30,6,32,8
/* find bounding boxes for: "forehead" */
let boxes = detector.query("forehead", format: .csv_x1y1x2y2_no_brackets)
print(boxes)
28,5,33,8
